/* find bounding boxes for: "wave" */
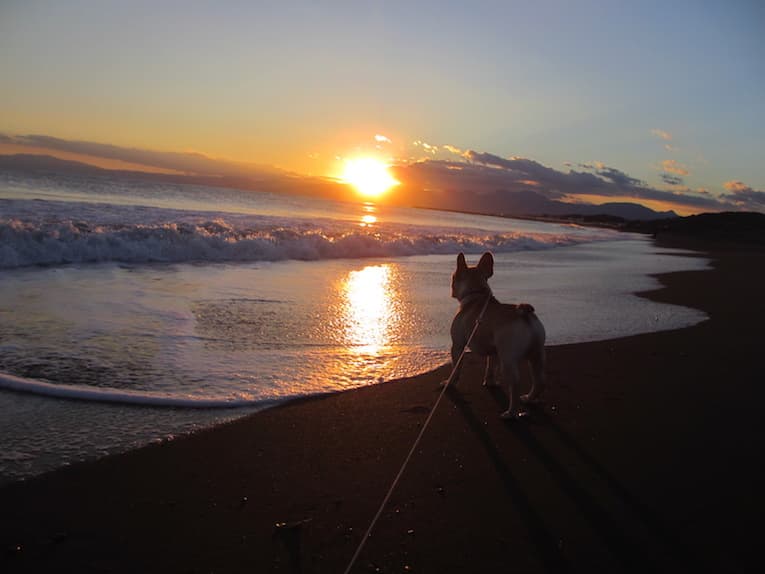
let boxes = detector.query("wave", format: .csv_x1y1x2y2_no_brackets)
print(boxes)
0,217,601,269
0,196,619,269
0,371,274,408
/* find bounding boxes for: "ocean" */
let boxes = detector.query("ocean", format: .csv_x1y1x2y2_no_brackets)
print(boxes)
0,170,709,484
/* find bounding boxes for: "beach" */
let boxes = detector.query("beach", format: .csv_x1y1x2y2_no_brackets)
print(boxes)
3,3,763,571
1,234,763,573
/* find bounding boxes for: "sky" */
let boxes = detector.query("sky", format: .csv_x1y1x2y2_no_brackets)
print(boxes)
1,0,764,215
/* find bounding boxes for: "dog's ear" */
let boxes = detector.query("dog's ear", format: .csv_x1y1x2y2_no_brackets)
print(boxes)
457,252,467,271
477,252,494,278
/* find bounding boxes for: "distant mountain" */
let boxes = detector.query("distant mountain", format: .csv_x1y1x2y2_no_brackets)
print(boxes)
425,188,678,221
560,201,678,221
0,153,291,192
0,153,115,174
0,153,360,207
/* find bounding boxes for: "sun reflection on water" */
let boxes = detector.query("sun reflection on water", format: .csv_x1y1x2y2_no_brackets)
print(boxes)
359,202,378,227
342,264,398,354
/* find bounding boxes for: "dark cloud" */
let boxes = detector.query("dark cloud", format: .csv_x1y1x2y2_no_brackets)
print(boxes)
394,158,566,200
461,151,611,196
396,149,724,211
595,167,644,187
660,173,685,186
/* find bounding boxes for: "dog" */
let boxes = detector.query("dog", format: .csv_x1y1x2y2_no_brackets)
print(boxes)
448,252,546,419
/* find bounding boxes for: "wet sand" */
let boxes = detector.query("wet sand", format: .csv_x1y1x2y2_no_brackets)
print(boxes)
1,236,764,573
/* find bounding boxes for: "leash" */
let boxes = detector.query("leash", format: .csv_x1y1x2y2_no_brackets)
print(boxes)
342,295,492,574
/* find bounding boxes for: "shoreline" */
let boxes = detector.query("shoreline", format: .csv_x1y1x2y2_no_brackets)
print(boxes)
2,235,764,573
0,234,708,486
0,235,705,486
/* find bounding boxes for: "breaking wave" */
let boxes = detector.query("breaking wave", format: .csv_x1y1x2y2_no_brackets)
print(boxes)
0,200,613,269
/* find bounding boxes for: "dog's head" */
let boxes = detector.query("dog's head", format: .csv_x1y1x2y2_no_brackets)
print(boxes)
451,252,494,300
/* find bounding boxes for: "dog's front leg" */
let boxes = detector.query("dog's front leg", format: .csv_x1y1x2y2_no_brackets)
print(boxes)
445,341,466,387
482,354,498,387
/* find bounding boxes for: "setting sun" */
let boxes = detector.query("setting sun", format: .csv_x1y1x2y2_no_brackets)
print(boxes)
341,158,399,198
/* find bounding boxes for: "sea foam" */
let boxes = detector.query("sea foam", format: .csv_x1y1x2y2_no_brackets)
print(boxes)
0,370,273,408
0,198,614,269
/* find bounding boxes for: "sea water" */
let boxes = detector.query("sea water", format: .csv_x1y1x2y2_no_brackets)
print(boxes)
0,171,709,483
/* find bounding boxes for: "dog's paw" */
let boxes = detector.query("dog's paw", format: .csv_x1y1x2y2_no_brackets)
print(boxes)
521,393,544,405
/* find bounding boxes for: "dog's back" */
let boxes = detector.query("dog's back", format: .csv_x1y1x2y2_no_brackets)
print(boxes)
468,299,545,360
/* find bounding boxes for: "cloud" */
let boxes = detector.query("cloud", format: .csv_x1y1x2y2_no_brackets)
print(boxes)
442,144,466,157
722,180,765,209
0,133,281,178
651,128,673,141
660,173,685,186
412,140,439,155
594,166,644,187
578,161,606,170
661,159,689,176
374,134,391,143
724,180,748,193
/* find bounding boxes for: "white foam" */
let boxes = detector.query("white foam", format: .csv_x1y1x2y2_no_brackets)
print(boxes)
0,371,266,408
0,198,619,269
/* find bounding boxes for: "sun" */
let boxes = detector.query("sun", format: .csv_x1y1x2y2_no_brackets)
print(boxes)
341,157,399,198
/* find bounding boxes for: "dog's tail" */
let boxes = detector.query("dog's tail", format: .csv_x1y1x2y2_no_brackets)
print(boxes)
514,302,536,322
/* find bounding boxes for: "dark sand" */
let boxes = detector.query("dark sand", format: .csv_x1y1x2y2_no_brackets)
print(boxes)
2,236,764,573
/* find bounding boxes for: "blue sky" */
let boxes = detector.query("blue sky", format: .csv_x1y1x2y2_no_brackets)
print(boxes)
1,0,763,213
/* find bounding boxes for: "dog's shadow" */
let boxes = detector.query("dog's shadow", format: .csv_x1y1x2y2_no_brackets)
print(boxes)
444,385,569,573
452,384,704,573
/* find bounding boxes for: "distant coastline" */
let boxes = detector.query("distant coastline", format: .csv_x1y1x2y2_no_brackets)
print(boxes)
417,204,765,245
512,211,765,243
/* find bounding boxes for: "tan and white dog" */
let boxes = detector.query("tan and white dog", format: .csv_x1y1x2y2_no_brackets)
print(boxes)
449,252,546,419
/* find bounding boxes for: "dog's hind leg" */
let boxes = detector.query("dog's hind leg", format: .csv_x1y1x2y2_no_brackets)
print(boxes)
522,346,546,404
499,360,522,420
